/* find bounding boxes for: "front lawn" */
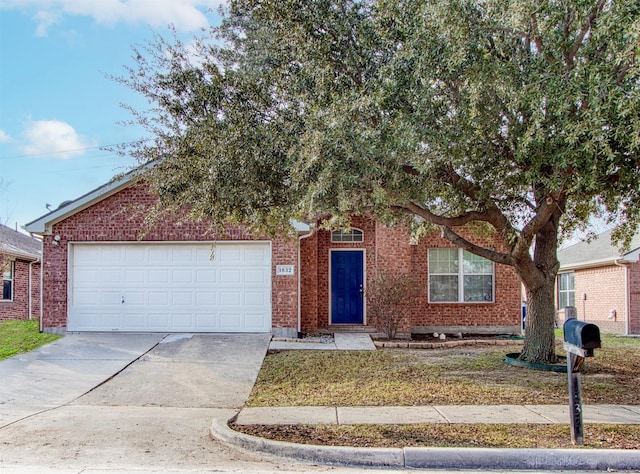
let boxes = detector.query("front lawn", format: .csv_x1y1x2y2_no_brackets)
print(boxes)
237,334,640,449
247,335,640,406
0,319,61,361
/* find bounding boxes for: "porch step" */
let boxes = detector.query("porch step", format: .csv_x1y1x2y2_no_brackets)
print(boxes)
320,325,378,334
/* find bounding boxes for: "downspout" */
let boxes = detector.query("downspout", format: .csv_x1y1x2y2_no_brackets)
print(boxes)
298,226,315,337
28,257,40,321
614,259,630,335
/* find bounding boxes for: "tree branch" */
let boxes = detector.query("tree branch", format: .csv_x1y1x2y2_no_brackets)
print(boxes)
566,0,607,68
400,202,491,228
441,227,513,266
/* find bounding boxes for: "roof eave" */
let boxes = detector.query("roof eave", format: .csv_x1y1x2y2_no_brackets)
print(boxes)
559,255,637,271
24,173,135,235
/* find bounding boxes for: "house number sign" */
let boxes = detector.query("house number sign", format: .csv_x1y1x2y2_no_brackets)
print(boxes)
276,265,295,276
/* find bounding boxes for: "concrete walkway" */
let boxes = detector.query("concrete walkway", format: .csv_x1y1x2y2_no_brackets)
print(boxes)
235,404,640,425
269,332,377,351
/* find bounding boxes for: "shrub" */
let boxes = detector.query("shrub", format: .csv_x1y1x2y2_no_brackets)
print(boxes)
367,273,419,339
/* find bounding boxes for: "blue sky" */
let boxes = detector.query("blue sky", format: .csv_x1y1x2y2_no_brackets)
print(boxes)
0,0,224,231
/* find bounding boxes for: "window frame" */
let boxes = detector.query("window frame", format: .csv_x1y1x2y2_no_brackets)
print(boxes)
1,260,14,302
428,248,495,303
331,228,364,243
557,272,575,310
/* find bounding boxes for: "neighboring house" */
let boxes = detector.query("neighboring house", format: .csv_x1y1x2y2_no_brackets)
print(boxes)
25,174,521,336
557,230,640,335
0,224,41,322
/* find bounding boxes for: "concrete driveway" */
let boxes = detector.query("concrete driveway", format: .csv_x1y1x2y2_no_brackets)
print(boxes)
0,332,330,473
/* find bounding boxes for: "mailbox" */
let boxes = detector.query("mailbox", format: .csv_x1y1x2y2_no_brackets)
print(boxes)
563,319,601,357
563,318,602,445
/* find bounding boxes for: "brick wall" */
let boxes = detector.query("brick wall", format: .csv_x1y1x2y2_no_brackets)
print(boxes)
0,259,40,321
571,265,628,334
41,183,298,334
628,261,640,334
299,217,521,335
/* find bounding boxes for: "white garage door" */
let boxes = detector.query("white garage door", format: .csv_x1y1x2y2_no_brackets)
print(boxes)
68,242,272,332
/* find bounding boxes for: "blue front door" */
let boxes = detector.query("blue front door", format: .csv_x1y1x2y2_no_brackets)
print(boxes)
331,250,364,324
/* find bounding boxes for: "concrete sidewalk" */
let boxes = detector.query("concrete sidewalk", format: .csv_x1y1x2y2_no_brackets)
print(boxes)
235,404,640,425
269,332,377,351
212,406,640,471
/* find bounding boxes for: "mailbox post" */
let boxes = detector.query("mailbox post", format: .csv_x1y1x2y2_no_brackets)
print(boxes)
563,310,601,445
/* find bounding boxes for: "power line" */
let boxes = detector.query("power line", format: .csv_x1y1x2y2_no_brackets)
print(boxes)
0,139,149,160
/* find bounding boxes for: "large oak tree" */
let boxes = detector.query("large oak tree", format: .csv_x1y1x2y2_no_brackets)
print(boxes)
119,0,640,363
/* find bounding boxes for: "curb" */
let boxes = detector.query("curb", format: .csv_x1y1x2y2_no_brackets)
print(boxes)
210,414,640,471
210,414,404,468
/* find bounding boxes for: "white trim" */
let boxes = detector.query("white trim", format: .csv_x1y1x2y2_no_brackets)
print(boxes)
24,169,311,237
66,240,273,333
560,251,640,271
25,174,135,234
331,228,364,243
328,248,366,325
427,248,495,304
297,227,316,334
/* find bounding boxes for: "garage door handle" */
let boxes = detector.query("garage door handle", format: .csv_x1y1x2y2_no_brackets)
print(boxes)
121,296,125,304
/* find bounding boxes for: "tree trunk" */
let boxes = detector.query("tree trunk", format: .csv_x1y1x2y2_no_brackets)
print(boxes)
517,219,561,364
521,277,558,363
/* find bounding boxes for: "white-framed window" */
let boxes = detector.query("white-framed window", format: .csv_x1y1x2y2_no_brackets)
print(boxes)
557,272,575,310
331,228,364,243
1,260,14,302
428,248,494,303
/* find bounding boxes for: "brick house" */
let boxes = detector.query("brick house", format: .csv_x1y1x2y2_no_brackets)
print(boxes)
557,230,640,335
25,173,521,336
0,224,41,322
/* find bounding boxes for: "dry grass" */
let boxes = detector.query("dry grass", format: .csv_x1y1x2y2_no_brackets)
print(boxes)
247,335,640,407
235,423,640,449
237,334,640,449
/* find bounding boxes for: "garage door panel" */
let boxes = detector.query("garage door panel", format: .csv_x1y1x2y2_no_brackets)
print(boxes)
195,313,217,329
101,270,120,284
148,269,169,283
218,246,242,263
124,247,145,262
122,313,146,330
219,269,241,284
196,292,216,305
124,291,145,305
245,269,268,285
74,290,100,306
196,269,216,283
245,291,268,305
69,243,271,333
124,269,145,284
148,247,170,263
171,292,193,305
172,269,193,284
101,292,122,305
245,313,269,330
148,313,170,329
219,313,242,330
220,291,241,305
71,311,121,331
148,291,169,305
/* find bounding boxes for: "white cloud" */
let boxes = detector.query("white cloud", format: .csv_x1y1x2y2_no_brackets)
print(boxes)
33,9,60,36
0,130,10,143
21,119,95,159
0,0,224,34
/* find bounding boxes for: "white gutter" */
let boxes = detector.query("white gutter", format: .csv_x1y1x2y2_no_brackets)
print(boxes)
560,256,635,272
297,225,315,336
28,257,40,321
